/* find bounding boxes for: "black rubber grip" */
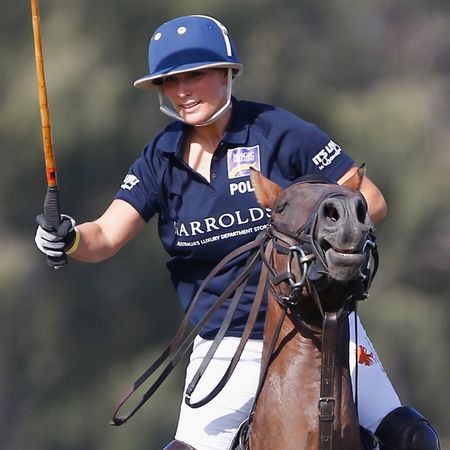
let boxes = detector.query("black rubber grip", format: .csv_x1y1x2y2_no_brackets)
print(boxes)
44,186,67,268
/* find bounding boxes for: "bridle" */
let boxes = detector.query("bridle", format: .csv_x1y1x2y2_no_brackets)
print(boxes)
265,189,378,319
110,182,378,450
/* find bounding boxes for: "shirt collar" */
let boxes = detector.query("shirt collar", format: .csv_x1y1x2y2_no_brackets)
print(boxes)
222,97,250,145
157,97,250,155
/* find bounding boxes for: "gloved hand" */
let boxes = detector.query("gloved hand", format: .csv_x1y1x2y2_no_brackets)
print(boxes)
35,214,79,258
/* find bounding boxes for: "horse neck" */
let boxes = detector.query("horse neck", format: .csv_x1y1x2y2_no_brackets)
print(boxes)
251,295,361,450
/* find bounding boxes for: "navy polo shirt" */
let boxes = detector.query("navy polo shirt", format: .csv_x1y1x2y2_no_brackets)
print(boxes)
116,98,354,339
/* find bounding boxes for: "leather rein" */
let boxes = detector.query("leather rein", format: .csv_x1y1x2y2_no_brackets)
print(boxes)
110,189,378,450
110,231,268,426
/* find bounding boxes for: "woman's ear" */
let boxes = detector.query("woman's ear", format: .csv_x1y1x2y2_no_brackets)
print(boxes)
221,68,229,84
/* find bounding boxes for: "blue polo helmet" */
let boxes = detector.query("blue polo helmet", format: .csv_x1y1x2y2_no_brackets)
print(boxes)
134,15,243,89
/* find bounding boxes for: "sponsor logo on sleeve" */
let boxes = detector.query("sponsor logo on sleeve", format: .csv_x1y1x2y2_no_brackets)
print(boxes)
121,174,140,191
312,140,342,170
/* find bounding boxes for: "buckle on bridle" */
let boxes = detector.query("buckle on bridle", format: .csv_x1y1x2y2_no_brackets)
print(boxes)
318,397,336,422
362,237,375,252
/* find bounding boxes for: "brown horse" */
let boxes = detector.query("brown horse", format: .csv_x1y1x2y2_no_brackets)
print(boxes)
246,168,376,450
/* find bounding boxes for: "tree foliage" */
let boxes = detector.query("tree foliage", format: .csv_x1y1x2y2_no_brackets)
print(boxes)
1,1,449,448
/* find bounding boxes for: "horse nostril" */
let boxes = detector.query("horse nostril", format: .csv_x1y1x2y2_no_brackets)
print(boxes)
324,203,340,222
356,199,367,224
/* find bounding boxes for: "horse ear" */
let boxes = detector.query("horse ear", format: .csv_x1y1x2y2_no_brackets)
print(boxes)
342,163,366,191
250,169,283,208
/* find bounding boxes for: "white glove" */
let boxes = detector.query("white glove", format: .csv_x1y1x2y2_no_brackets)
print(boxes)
35,214,78,258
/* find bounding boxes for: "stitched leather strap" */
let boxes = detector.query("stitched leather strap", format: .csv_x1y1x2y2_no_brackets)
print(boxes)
318,311,338,450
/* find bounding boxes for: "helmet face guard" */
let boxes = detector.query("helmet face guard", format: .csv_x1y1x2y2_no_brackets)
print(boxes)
134,15,242,125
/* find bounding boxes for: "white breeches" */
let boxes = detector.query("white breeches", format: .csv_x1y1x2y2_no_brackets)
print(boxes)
174,312,401,450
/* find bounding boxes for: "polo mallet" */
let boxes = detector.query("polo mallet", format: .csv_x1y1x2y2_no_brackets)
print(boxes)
31,0,67,268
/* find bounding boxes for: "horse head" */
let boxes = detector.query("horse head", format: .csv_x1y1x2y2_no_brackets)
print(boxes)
251,166,377,322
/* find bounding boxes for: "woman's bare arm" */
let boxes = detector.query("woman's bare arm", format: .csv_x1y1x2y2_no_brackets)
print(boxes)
70,199,146,262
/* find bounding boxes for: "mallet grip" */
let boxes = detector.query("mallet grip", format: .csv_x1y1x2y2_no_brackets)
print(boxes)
44,187,67,268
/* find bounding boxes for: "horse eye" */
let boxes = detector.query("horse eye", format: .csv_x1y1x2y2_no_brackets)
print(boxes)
274,201,288,214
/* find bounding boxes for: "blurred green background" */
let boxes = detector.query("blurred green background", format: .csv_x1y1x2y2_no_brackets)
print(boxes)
1,0,449,448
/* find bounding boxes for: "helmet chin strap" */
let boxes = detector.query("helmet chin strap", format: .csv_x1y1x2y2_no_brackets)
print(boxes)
157,68,233,126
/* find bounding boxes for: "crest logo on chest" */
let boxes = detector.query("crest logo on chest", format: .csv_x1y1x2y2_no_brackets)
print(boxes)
227,145,261,179
227,145,261,196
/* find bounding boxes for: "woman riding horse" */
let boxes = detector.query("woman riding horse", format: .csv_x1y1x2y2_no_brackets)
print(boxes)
34,14,440,450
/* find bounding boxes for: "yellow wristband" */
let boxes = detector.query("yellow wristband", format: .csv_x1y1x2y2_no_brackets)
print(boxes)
66,227,80,255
